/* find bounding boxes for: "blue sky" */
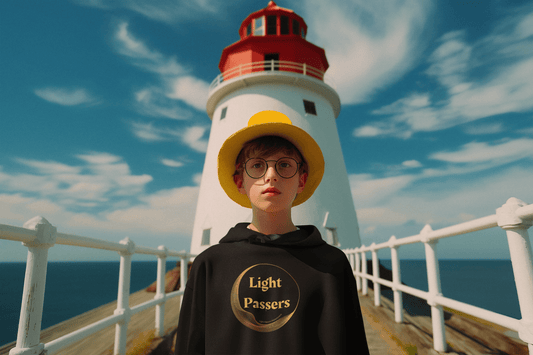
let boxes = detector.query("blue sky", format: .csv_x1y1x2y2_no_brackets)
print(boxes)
1,0,533,261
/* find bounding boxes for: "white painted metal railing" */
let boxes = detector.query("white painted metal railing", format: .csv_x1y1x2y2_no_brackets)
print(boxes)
344,197,533,354
208,60,335,93
0,216,196,355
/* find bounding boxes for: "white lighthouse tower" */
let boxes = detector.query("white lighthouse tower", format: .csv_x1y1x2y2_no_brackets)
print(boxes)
191,1,361,254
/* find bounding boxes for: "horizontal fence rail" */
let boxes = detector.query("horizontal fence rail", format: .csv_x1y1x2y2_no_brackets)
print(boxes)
0,216,196,355
344,197,533,354
208,60,335,94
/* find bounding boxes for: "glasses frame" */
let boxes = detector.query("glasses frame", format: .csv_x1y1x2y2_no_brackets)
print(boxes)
244,157,302,179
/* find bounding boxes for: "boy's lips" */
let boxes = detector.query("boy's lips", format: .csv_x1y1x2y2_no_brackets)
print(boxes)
262,187,281,194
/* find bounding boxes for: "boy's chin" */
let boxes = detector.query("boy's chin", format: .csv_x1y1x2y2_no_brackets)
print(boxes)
252,202,291,214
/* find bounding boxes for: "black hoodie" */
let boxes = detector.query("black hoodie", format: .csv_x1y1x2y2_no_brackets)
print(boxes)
175,223,370,355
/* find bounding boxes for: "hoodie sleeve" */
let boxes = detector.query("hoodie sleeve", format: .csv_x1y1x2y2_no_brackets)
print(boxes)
175,261,206,355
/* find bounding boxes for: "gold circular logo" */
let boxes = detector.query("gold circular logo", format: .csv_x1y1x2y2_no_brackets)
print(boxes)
230,263,300,332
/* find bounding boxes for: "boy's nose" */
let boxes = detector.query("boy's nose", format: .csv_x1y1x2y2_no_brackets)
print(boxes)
264,165,279,181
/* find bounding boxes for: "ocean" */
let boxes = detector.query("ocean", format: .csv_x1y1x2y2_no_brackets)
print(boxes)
0,259,522,346
0,261,178,347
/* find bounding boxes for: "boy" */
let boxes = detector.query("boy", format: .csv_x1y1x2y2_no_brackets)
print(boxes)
175,111,369,354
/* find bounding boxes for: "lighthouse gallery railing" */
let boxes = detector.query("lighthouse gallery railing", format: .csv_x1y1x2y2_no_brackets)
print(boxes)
0,216,195,355
344,197,533,353
209,60,336,94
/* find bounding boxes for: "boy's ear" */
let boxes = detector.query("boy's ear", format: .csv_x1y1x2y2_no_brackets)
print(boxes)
233,174,246,194
297,172,308,193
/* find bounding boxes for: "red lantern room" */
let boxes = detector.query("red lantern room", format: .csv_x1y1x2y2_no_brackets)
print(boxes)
218,1,329,81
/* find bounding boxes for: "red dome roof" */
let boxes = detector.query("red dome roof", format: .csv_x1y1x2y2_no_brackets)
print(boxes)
217,2,329,81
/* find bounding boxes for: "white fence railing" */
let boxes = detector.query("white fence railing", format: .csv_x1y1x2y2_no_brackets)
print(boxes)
208,60,335,93
0,216,196,355
3,197,532,354
344,197,533,354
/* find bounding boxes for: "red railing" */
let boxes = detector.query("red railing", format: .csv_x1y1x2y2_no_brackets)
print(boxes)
209,60,334,93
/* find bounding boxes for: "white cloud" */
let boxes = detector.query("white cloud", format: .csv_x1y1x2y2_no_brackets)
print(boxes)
351,137,533,240
353,164,533,235
134,87,193,120
77,152,121,165
130,122,168,142
77,186,199,234
161,158,184,168
349,173,415,206
302,0,433,105
74,0,219,24
448,58,533,119
3,153,153,203
430,138,533,164
402,160,422,168
182,126,209,153
426,31,472,88
115,22,185,76
35,87,98,106
167,76,209,111
16,159,81,175
357,7,533,138
128,121,209,152
114,23,210,117
0,185,199,259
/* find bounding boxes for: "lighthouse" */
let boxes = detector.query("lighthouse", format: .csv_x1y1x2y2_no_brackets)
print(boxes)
191,1,361,254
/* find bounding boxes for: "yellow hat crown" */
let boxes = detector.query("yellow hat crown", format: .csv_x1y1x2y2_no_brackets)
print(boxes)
248,111,292,126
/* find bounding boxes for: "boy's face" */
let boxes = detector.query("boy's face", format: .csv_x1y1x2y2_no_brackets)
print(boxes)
233,152,308,213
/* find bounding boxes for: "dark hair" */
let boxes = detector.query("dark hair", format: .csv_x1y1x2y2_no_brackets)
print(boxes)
234,136,308,177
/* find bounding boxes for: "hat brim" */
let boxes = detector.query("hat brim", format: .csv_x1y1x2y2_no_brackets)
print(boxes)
218,122,324,208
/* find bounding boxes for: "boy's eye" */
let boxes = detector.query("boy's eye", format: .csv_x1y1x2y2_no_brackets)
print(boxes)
249,160,265,169
278,159,294,168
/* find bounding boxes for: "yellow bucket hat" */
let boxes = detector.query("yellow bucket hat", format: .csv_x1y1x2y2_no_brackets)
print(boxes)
217,110,325,208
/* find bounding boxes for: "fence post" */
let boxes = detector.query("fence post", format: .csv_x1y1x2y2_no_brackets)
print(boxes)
421,224,447,352
371,243,381,306
347,250,354,270
179,254,190,309
389,236,404,323
355,251,361,291
497,197,533,353
114,237,135,355
155,245,168,337
361,249,368,296
9,217,56,355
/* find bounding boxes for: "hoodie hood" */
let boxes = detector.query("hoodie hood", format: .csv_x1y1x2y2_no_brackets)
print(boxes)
219,223,326,248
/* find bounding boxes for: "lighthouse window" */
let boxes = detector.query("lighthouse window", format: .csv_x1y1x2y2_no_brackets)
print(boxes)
303,100,317,115
201,228,211,246
246,23,251,36
292,19,300,35
254,17,264,36
220,106,227,120
280,16,289,35
267,15,277,35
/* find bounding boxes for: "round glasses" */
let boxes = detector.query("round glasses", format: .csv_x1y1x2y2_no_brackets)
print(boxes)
244,157,301,179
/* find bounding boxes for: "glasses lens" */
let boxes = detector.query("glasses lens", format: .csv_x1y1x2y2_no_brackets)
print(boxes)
244,157,299,179
245,158,267,178
276,157,298,178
